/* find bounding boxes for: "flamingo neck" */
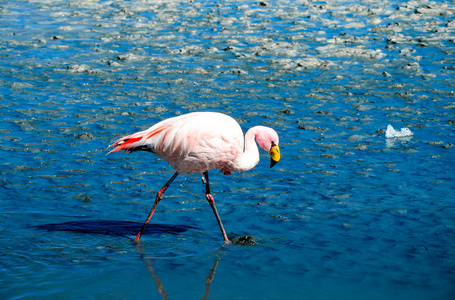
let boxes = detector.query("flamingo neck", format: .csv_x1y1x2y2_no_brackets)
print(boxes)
231,127,261,173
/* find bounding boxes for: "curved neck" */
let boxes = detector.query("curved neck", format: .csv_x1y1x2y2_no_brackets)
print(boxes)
231,127,260,173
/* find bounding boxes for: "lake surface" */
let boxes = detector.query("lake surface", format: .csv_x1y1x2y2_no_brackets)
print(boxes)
1,0,454,299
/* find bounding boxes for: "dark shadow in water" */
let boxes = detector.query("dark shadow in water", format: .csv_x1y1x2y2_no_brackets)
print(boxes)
33,220,196,239
136,242,224,300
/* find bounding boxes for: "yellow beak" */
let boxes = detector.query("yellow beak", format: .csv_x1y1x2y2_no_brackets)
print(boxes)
269,145,280,168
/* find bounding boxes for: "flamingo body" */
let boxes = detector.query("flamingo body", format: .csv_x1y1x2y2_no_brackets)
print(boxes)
109,112,279,175
108,112,281,242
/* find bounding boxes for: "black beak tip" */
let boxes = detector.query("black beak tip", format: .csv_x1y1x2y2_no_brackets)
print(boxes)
270,159,278,168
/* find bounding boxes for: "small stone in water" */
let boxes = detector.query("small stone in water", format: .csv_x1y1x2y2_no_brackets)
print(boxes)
76,132,94,140
231,235,258,245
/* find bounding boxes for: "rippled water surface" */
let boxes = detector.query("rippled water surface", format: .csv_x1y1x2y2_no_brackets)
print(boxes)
1,0,455,299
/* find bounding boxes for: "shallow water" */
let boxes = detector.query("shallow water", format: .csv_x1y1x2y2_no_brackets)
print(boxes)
1,0,455,299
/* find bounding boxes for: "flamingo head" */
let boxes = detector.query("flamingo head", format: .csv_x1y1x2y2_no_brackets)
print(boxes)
254,126,281,168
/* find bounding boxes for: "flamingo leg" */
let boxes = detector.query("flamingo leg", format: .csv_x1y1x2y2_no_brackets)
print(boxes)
134,172,179,242
204,171,230,243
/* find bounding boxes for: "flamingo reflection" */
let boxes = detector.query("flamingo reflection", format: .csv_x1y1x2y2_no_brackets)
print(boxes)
136,244,223,300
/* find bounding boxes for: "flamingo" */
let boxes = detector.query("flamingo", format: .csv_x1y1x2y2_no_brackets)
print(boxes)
108,112,281,243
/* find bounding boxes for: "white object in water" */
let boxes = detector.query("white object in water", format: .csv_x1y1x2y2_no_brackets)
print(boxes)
385,124,413,138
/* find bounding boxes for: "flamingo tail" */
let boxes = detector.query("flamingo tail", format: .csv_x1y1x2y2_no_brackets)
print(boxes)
107,135,145,154
107,125,168,155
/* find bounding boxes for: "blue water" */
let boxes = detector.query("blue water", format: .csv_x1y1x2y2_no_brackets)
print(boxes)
1,0,455,299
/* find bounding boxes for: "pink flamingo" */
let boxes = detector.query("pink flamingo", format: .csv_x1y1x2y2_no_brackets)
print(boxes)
108,112,281,243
